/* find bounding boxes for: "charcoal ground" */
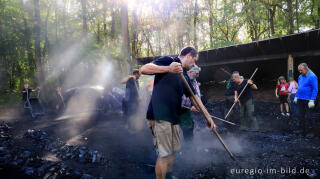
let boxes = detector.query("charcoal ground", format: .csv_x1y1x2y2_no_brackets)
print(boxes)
0,100,320,179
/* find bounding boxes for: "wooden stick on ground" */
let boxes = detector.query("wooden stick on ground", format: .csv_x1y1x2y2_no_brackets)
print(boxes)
182,105,236,126
224,68,259,119
179,73,236,161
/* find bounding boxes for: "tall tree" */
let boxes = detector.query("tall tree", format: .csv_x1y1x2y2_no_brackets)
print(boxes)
193,0,198,50
131,9,138,68
120,1,130,74
34,0,44,86
81,0,88,38
286,0,294,34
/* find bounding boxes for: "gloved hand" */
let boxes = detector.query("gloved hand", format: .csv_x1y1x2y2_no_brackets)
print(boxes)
308,100,315,109
293,97,298,104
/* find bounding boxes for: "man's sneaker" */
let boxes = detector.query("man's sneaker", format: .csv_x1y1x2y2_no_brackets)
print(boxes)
281,112,286,116
286,113,290,117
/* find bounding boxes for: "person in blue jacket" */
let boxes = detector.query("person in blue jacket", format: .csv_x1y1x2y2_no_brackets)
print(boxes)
294,63,318,135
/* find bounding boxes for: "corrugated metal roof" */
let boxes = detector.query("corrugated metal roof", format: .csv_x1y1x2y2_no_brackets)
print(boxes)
137,29,320,66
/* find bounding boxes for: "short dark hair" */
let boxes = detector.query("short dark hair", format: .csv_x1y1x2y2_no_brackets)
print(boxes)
179,46,198,57
132,69,140,75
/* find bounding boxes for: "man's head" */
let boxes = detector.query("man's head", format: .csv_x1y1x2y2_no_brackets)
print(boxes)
23,83,29,89
298,63,309,75
179,46,199,70
232,72,242,84
187,65,201,80
133,69,141,79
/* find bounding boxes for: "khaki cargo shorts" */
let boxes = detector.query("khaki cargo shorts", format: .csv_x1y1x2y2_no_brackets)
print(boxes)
148,120,182,158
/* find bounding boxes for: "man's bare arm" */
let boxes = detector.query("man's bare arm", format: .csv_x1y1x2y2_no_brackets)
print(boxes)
140,62,182,75
140,63,170,75
234,90,239,103
248,80,258,90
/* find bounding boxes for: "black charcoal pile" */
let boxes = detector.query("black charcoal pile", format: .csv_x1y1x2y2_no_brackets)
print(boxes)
201,101,320,135
0,123,107,178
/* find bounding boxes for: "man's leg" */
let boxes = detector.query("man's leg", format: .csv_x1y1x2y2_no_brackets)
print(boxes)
306,102,316,134
289,95,296,116
247,98,258,130
153,121,181,179
239,103,246,129
280,103,283,113
297,99,307,134
166,154,175,172
155,156,169,179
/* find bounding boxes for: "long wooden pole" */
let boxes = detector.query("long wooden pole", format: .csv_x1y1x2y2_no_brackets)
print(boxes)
182,105,236,126
179,74,235,161
224,68,258,119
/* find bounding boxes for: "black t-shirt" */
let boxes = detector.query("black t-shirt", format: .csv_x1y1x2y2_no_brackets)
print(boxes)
146,56,195,125
234,79,253,103
22,88,32,101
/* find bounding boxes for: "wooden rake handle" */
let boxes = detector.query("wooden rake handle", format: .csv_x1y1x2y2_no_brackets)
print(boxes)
179,73,235,161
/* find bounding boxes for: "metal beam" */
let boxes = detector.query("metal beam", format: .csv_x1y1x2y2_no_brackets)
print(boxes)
198,50,320,67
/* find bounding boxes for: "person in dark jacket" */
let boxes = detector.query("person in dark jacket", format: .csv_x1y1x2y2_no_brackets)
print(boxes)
122,70,140,117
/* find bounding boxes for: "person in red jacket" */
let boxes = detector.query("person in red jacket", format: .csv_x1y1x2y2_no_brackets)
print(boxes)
275,76,290,116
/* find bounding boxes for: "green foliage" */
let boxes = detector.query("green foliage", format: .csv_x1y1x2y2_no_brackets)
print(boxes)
0,0,318,97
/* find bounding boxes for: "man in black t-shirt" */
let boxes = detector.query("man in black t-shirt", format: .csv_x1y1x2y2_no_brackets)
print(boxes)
141,47,216,179
224,71,239,117
232,73,259,131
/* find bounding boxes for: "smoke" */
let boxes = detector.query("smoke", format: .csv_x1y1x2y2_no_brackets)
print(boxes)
175,126,250,172
43,36,120,143
126,75,154,133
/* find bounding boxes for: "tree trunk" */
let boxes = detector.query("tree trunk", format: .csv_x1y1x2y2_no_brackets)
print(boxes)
111,10,116,39
120,2,130,74
144,32,155,57
23,17,34,69
43,7,50,59
62,1,67,40
81,0,88,38
193,0,198,50
34,0,44,87
287,0,294,34
131,10,138,68
317,6,320,29
268,5,276,36
103,2,107,44
208,0,214,48
295,0,299,32
97,21,101,43
55,6,59,44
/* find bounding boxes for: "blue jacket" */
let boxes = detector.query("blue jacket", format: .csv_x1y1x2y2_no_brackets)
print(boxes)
296,71,318,100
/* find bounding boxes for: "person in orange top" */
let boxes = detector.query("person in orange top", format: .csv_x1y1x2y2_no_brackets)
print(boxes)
275,76,290,117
